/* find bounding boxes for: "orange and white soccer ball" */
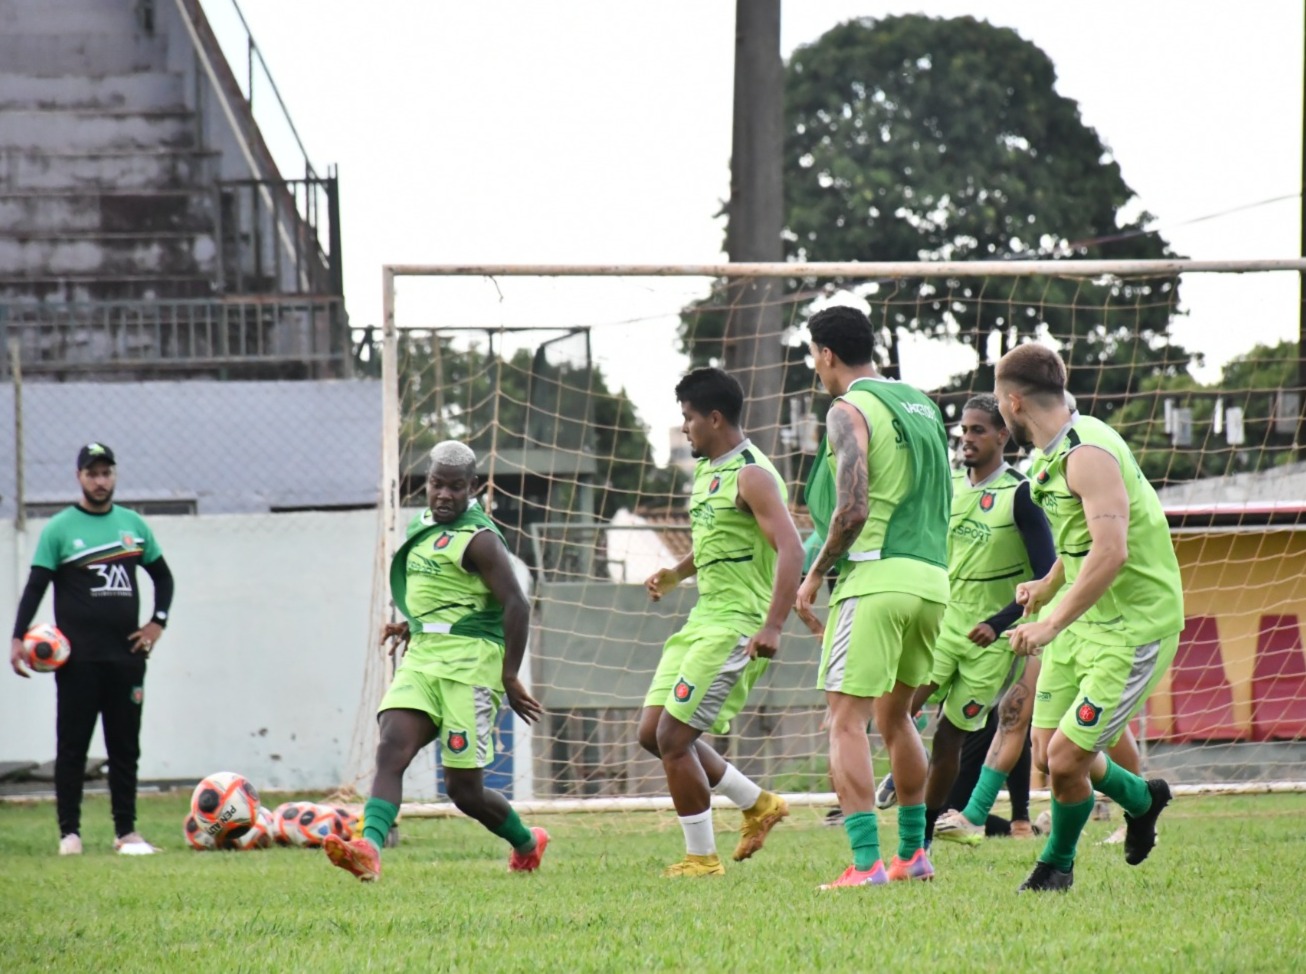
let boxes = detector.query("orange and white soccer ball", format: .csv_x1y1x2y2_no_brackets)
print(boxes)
22,623,71,672
294,803,352,847
270,802,306,846
219,804,274,851
183,813,216,851
190,771,260,844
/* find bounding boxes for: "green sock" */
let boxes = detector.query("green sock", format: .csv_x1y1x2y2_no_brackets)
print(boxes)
491,807,535,853
1094,757,1153,818
361,797,399,852
897,804,926,860
1039,795,1095,871
962,765,1008,826
844,811,881,870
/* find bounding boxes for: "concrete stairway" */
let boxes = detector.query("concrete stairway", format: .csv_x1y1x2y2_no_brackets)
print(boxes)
0,0,218,305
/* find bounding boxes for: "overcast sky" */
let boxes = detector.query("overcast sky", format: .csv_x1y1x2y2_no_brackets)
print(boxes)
215,1,1303,452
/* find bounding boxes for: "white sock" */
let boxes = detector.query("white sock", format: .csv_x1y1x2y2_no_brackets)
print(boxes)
678,810,716,856
713,762,763,811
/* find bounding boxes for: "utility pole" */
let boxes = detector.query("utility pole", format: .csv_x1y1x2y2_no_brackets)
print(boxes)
723,0,785,460
1298,1,1306,459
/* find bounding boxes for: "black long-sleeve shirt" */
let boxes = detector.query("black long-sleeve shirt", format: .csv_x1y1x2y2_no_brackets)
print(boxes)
982,480,1056,635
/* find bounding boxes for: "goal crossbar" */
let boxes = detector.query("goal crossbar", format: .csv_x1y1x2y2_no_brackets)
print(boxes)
384,258,1306,280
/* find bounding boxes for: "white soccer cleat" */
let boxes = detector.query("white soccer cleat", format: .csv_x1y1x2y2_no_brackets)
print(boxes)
933,809,983,846
58,833,82,856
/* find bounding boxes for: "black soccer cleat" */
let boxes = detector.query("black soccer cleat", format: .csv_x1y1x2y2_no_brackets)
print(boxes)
1124,778,1172,866
1018,861,1074,893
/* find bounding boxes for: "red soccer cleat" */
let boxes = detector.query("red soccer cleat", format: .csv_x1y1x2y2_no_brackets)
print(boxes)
324,834,382,882
508,827,550,873
887,848,935,882
819,861,889,889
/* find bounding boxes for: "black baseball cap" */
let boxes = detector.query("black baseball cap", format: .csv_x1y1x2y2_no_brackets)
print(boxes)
76,442,116,469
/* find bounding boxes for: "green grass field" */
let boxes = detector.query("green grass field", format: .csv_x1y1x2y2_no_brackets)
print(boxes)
4,792,1305,973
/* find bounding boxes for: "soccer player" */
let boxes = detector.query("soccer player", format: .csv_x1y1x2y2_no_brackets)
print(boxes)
914,394,1055,848
325,441,548,882
639,367,803,877
996,344,1182,892
9,443,175,855
795,306,952,888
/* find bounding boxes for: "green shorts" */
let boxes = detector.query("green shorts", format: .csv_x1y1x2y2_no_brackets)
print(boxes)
929,623,1024,732
1032,629,1179,752
378,667,502,770
819,592,945,698
644,620,769,734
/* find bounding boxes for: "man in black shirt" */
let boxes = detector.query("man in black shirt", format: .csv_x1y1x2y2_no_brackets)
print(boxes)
10,444,175,855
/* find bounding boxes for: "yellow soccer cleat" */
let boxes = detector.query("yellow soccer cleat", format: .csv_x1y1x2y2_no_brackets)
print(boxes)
732,791,789,861
663,853,726,878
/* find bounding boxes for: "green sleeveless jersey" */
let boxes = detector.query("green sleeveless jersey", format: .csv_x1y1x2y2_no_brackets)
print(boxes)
1028,415,1184,645
813,378,951,605
389,503,508,685
947,464,1033,621
689,439,787,632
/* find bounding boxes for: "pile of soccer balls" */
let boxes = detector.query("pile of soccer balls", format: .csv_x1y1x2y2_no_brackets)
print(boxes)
184,771,360,852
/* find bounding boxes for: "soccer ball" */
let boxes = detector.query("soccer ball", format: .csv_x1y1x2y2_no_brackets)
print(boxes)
190,771,260,844
270,802,305,846
336,806,362,838
219,805,274,851
183,813,216,851
22,623,70,672
295,803,351,847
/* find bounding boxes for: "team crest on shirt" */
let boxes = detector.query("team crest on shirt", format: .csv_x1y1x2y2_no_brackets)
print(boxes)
131,686,144,705
447,730,469,753
708,475,721,494
1075,697,1103,727
961,699,984,720
434,532,453,550
979,491,995,512
1036,470,1050,484
120,531,136,549
673,678,696,703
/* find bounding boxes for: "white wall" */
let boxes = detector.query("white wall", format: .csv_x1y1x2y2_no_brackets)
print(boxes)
1,510,379,791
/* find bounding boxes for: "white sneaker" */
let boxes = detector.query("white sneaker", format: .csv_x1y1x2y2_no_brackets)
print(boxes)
933,809,984,846
1100,824,1127,845
58,834,82,856
114,832,159,855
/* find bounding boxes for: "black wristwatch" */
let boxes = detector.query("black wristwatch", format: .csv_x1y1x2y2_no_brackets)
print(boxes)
151,611,169,628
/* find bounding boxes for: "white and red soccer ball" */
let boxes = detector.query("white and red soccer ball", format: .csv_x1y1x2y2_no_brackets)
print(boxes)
189,771,260,845
22,623,71,672
269,801,355,847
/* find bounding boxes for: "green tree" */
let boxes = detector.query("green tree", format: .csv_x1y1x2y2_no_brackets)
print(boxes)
1112,341,1298,486
682,14,1191,411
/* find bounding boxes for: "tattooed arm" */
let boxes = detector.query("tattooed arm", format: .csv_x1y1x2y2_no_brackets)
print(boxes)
808,402,870,577
796,402,871,636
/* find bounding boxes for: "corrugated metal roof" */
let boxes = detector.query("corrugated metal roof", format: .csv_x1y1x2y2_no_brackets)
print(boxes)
0,379,381,516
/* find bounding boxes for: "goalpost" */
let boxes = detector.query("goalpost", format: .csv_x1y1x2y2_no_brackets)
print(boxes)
350,258,1306,817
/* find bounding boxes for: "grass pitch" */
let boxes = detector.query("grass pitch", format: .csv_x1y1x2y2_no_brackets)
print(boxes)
3,792,1304,973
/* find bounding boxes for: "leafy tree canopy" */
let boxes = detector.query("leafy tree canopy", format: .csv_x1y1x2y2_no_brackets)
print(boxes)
682,14,1191,411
